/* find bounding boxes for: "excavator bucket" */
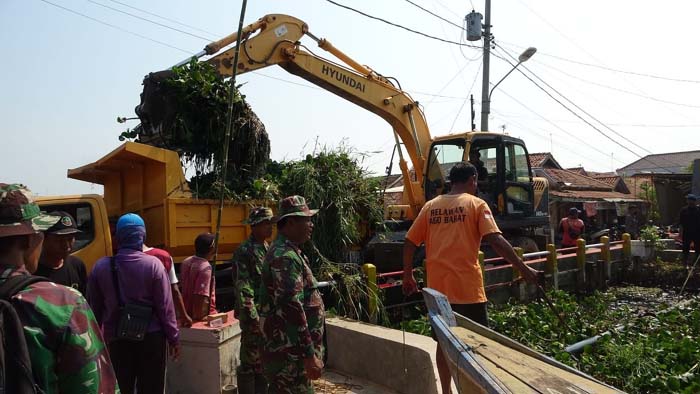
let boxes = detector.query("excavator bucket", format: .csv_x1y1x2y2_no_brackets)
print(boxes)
134,70,177,146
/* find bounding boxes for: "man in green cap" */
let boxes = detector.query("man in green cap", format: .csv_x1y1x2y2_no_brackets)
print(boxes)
0,183,119,393
259,196,325,394
231,206,274,394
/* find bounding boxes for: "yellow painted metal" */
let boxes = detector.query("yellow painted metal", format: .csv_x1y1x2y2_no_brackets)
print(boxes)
513,247,524,280
622,233,631,260
576,238,587,285
545,243,558,290
362,263,378,323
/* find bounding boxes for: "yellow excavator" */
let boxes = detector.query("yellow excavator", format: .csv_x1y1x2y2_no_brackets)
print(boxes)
137,14,549,259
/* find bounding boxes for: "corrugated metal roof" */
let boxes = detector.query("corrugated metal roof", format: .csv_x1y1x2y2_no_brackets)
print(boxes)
617,150,700,175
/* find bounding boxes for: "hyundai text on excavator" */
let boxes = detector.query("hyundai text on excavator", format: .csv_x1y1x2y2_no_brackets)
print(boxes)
38,14,549,280
138,14,550,257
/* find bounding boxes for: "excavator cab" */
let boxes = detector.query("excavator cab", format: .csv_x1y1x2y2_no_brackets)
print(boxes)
424,133,538,222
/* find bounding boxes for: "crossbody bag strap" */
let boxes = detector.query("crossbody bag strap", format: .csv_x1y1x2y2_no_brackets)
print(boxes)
110,257,124,307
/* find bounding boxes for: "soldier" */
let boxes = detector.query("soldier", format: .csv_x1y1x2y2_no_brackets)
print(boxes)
259,196,325,394
0,183,119,393
231,207,274,394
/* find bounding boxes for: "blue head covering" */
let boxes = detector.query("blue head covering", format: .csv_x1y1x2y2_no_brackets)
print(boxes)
116,213,146,251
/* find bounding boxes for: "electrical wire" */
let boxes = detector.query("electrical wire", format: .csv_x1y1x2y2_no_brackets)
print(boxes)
497,46,693,172
532,58,700,109
449,61,482,133
37,0,193,54
105,0,222,37
493,47,678,173
401,0,464,30
85,0,214,41
325,0,481,48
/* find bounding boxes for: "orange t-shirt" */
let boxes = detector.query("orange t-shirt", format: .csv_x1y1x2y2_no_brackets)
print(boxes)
406,193,501,304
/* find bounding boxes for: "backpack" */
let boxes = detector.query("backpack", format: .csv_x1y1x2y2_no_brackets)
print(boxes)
0,274,47,394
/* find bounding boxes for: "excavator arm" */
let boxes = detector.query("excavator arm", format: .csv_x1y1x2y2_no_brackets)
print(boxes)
174,14,433,217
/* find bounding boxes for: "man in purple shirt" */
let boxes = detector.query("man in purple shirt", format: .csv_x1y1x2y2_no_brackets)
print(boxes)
87,213,180,394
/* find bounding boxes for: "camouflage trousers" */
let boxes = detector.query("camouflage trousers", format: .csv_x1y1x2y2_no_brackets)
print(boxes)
262,351,314,394
238,322,264,375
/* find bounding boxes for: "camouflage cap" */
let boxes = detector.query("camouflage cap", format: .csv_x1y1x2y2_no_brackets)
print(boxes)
272,195,318,223
243,206,273,226
0,183,61,238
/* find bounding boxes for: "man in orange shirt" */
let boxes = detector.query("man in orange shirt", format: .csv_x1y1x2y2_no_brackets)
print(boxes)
402,162,539,394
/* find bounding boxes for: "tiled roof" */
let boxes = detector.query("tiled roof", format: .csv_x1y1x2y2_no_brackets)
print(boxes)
528,152,562,169
591,176,619,187
617,150,700,175
542,168,613,191
550,190,643,202
566,167,587,175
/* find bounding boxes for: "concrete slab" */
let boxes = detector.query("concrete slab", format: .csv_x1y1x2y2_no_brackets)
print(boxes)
325,317,445,394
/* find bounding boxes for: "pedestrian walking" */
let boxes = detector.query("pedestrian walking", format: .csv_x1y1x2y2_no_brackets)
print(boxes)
180,232,218,321
401,163,539,394
259,196,325,393
232,207,274,394
35,211,88,295
679,194,700,269
87,213,180,394
0,183,118,394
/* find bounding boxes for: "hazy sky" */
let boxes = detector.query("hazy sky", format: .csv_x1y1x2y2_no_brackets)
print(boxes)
2,0,699,195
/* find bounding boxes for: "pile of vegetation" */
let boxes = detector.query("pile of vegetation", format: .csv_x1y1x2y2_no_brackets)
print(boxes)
488,288,700,393
123,59,271,200
121,60,385,320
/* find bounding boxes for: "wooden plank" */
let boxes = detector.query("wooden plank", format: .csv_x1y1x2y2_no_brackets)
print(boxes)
423,289,510,394
452,326,622,394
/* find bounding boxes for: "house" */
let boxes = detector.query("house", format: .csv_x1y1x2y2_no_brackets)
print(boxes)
616,150,700,177
528,152,562,169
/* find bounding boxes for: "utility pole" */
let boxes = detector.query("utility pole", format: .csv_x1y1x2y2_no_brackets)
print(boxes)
470,94,476,131
480,0,491,132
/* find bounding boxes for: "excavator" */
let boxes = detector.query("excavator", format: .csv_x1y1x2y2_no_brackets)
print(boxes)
137,14,550,265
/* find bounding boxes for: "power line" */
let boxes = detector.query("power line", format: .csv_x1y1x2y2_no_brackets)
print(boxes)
495,46,651,154
402,0,464,30
449,61,482,133
532,58,700,109
493,47,678,173
499,40,700,85
495,82,627,165
37,0,192,54
85,0,214,41
105,0,221,37
325,0,481,48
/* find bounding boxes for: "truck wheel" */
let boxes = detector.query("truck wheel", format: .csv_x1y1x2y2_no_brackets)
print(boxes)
511,237,539,254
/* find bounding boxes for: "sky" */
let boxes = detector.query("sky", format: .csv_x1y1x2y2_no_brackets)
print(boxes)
2,0,699,196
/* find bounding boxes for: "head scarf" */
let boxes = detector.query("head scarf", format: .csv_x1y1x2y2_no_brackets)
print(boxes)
116,225,146,252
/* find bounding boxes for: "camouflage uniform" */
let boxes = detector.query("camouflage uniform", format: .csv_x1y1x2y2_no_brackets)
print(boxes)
0,183,119,393
232,235,269,375
259,196,324,394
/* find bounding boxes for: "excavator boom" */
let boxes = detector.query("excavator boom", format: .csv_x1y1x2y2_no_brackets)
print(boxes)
175,14,432,217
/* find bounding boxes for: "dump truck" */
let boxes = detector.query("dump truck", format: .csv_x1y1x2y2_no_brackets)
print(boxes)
36,142,267,308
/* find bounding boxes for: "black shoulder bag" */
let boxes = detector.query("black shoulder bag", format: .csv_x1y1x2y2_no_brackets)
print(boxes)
110,257,152,342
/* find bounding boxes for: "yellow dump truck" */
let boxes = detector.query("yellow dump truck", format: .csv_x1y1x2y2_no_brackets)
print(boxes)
36,141,266,272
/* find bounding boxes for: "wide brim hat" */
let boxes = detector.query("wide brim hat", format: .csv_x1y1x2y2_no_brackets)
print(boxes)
272,195,318,223
0,183,61,238
243,207,274,226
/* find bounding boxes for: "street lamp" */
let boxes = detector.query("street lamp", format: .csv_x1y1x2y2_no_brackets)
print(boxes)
480,47,536,131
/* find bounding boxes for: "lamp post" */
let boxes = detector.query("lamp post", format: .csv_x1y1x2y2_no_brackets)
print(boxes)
480,47,536,131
